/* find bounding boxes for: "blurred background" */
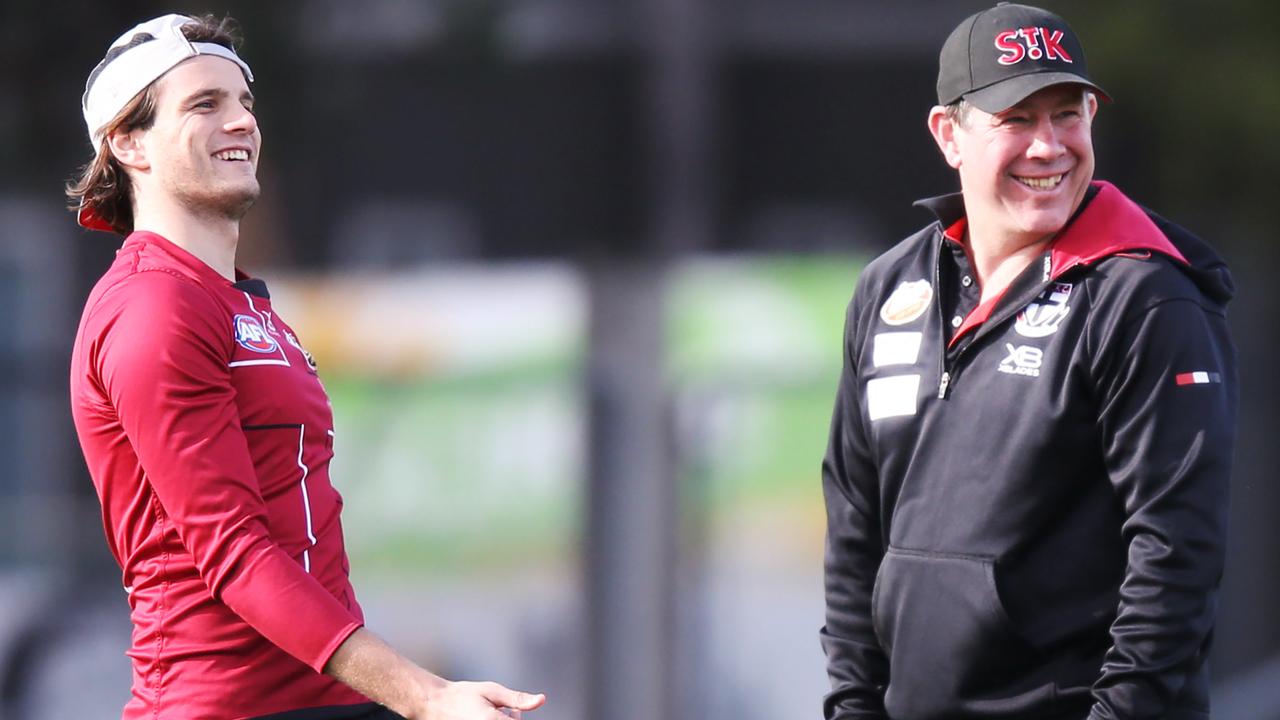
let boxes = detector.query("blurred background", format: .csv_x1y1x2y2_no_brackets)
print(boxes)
1,0,1277,718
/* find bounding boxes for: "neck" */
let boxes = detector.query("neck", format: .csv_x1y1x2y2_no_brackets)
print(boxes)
962,217,1054,304
132,199,241,281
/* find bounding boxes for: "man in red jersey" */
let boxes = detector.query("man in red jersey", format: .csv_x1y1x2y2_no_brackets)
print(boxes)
67,14,545,720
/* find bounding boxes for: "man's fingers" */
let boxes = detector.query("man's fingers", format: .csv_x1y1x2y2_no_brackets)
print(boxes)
479,682,546,711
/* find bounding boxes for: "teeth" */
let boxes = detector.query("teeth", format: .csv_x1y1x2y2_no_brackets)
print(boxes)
215,149,249,161
1016,174,1064,190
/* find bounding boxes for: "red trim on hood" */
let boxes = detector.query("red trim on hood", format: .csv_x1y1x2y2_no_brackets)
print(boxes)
1049,181,1187,278
944,182,1185,349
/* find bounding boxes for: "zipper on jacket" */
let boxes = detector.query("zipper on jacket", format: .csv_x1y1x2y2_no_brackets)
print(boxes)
934,241,955,400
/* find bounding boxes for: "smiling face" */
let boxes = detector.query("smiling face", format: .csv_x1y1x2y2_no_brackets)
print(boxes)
131,54,261,222
930,84,1097,250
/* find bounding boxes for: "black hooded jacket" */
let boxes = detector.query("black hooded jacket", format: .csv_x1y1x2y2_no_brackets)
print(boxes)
821,181,1237,720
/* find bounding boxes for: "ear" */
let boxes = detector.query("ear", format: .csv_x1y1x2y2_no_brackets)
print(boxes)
1085,91,1099,123
106,127,150,172
927,106,963,169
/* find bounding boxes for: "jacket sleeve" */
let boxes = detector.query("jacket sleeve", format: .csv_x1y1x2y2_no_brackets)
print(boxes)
93,270,362,672
1088,295,1236,719
820,292,890,719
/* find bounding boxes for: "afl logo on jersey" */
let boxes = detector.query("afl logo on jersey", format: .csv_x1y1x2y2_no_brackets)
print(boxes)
234,314,279,353
880,280,933,326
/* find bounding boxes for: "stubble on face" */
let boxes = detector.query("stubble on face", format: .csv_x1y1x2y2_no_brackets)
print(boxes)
171,170,259,224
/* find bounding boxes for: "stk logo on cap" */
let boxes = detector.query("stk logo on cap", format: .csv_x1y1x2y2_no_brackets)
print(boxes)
936,2,1111,113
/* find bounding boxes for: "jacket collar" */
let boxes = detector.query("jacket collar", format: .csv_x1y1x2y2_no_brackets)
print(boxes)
1047,180,1187,277
913,191,966,227
913,180,1188,280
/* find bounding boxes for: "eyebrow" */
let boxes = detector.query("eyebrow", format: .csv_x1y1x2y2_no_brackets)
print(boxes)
180,87,255,107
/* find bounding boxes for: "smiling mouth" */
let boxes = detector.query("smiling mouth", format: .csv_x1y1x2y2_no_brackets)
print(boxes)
1014,173,1065,191
214,149,251,162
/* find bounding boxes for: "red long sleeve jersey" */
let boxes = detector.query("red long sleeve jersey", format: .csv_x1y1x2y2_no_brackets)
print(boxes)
71,232,371,719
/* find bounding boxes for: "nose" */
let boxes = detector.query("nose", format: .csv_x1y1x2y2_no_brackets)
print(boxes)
224,105,258,135
1025,117,1065,161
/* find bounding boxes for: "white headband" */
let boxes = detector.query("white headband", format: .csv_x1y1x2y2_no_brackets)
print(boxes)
81,14,254,151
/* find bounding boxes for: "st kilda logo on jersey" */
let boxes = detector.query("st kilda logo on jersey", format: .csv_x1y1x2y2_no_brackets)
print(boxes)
1015,282,1072,338
994,27,1074,66
234,314,280,353
285,330,320,372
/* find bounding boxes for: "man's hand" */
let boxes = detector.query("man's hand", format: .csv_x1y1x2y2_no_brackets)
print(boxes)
324,627,545,719
415,679,545,720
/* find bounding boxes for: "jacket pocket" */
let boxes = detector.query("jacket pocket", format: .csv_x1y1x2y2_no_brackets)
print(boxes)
874,547,1041,719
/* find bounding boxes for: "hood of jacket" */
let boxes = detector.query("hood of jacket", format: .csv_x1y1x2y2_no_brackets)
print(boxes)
915,180,1234,307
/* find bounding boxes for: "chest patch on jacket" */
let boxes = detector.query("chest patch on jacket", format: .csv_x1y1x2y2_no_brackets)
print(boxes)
880,280,933,326
234,314,280,353
1014,282,1072,338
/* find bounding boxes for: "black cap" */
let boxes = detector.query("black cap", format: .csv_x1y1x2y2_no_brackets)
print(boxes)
937,3,1111,113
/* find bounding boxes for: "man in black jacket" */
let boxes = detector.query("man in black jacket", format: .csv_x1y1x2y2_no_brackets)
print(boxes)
820,4,1237,719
